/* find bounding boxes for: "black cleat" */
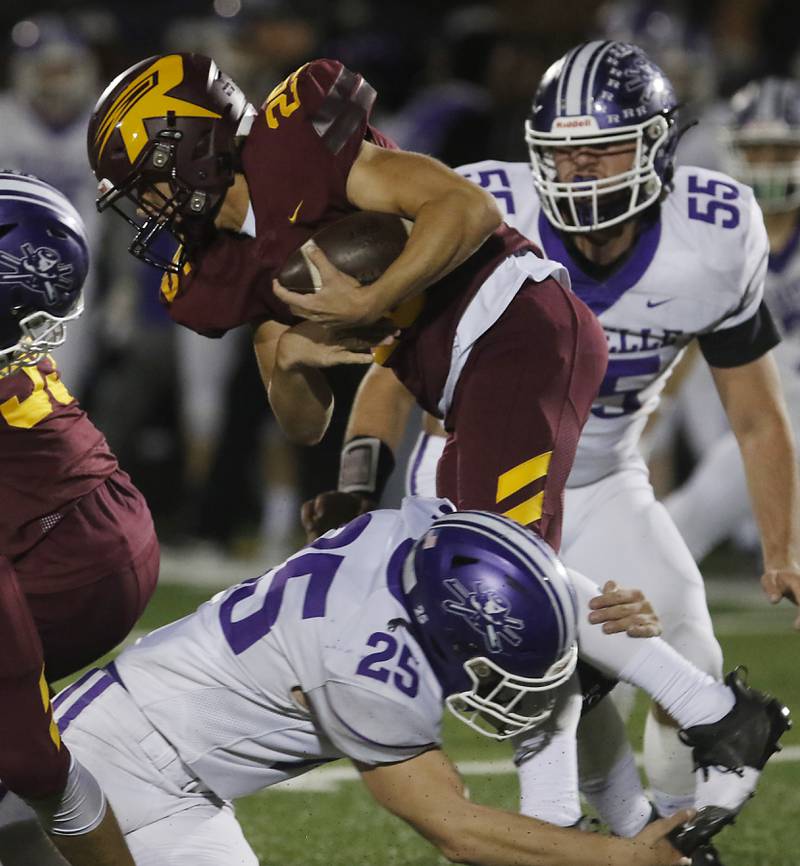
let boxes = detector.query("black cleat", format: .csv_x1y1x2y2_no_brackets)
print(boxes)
668,806,735,855
679,668,791,774
692,843,724,866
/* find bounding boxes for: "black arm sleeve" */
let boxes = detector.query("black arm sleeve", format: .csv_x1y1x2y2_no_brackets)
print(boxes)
698,301,781,369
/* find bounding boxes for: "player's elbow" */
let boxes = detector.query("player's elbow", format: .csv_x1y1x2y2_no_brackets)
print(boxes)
465,184,502,236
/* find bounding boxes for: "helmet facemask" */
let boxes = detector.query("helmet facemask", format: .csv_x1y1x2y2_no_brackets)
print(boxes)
445,647,578,741
97,133,228,273
0,299,83,377
526,114,671,232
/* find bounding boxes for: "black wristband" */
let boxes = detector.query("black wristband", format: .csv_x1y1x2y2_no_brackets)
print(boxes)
338,436,396,500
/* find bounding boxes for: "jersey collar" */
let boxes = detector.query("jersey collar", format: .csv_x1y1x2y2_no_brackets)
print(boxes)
538,210,661,316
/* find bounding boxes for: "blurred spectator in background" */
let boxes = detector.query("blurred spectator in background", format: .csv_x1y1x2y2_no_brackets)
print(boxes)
151,4,335,563
382,5,498,165
596,0,723,170
0,15,103,396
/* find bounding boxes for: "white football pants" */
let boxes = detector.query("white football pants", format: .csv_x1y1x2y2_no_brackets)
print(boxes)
58,678,258,866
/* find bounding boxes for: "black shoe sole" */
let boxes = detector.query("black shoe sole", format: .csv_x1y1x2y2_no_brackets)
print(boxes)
668,806,736,855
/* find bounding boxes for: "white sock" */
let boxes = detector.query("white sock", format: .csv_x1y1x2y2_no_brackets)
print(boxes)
618,641,734,729
644,711,696,815
569,567,735,729
578,698,653,836
515,676,583,827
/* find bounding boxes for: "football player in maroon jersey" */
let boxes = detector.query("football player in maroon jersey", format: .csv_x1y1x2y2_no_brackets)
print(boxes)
0,172,153,864
88,53,608,552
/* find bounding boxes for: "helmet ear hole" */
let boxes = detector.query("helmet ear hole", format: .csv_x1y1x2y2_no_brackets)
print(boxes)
46,226,68,239
451,555,478,568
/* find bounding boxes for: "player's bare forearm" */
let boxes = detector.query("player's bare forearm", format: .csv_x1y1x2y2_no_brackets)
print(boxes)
344,363,416,451
737,410,800,567
269,351,333,445
346,142,501,319
50,806,135,866
254,319,374,445
358,750,689,866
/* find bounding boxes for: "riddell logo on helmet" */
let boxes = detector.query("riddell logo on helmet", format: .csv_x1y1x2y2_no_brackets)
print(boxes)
552,117,598,131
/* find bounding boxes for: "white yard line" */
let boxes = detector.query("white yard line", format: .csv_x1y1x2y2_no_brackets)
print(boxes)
261,746,800,794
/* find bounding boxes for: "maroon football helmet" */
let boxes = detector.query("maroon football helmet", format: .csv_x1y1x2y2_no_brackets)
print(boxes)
87,53,251,271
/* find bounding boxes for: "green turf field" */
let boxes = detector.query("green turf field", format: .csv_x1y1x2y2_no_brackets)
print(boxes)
55,574,800,866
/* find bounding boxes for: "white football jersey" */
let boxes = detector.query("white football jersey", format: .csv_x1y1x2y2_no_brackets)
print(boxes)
113,498,449,800
764,225,800,438
459,161,769,486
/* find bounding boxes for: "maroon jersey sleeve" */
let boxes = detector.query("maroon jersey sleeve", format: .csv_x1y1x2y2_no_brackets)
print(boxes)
0,556,71,799
162,59,385,337
0,359,117,560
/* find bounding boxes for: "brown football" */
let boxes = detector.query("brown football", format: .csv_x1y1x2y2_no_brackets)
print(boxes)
278,211,413,294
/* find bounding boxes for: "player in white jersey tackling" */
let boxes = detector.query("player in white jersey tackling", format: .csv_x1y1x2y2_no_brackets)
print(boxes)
666,78,800,593
51,501,788,866
300,41,800,858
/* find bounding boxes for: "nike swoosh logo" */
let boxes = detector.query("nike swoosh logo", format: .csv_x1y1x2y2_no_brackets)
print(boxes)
646,298,673,308
288,200,304,224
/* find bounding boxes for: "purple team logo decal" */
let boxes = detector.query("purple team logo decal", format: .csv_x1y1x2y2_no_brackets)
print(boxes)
442,578,524,653
0,243,74,301
622,55,659,101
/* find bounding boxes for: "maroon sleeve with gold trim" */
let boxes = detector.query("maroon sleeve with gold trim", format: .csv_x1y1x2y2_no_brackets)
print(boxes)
0,359,117,560
0,556,70,799
162,59,387,337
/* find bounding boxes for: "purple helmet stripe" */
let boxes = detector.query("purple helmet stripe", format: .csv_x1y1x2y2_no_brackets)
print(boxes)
556,45,583,116
564,41,605,115
584,41,614,114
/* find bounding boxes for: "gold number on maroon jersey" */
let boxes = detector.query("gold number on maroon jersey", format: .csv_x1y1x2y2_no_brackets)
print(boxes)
263,64,307,130
0,364,75,429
